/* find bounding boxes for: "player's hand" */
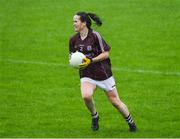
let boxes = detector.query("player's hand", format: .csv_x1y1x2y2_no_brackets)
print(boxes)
79,57,92,69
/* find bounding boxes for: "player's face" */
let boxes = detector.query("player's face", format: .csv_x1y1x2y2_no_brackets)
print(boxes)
73,15,86,32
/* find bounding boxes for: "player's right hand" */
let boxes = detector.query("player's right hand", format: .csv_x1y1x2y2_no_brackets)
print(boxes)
79,57,92,69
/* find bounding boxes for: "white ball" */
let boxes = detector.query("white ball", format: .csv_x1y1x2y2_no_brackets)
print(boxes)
69,51,85,68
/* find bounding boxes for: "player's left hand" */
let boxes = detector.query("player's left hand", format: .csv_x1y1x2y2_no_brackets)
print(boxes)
79,57,92,69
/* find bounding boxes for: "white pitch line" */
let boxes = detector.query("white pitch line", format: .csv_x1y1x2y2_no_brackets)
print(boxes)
112,67,180,76
1,58,180,76
1,58,68,67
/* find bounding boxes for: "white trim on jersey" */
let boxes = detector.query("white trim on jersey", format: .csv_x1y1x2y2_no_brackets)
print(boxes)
93,31,105,52
93,31,109,78
100,62,109,79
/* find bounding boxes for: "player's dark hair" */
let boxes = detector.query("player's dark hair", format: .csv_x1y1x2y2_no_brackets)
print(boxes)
76,12,102,29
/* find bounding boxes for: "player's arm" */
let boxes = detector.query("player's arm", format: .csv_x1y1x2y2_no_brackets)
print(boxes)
92,32,110,63
79,51,109,69
69,37,76,60
92,51,109,63
79,32,110,69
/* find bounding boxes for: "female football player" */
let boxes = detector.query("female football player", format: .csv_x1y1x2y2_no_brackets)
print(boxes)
69,12,137,132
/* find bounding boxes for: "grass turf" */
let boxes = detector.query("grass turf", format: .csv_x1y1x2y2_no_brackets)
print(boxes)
0,0,180,137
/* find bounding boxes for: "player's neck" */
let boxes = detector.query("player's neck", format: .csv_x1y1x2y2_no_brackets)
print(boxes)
80,27,89,40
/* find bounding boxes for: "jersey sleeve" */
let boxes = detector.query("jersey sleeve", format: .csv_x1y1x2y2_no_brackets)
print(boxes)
69,37,76,54
93,31,111,52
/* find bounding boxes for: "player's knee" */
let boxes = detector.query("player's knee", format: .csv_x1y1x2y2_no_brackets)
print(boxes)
110,97,121,107
112,101,119,108
110,97,118,106
82,92,92,102
83,96,92,102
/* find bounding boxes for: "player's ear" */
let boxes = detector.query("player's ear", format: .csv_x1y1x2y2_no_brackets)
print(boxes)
82,22,86,27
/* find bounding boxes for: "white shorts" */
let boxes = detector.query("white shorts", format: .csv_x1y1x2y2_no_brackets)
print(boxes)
80,76,116,92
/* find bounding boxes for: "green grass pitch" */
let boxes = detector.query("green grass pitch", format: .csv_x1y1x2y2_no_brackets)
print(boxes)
0,0,180,137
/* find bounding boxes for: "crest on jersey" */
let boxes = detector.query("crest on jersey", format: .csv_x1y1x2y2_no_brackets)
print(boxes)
87,45,92,51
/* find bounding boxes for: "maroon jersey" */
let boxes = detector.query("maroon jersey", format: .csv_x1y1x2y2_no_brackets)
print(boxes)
69,29,113,81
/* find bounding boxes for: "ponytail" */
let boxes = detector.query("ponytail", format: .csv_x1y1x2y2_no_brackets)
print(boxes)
87,13,102,27
76,12,102,29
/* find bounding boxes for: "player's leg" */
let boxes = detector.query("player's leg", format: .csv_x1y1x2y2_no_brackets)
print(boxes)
81,81,99,131
81,81,97,115
105,88,137,132
105,88,129,117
